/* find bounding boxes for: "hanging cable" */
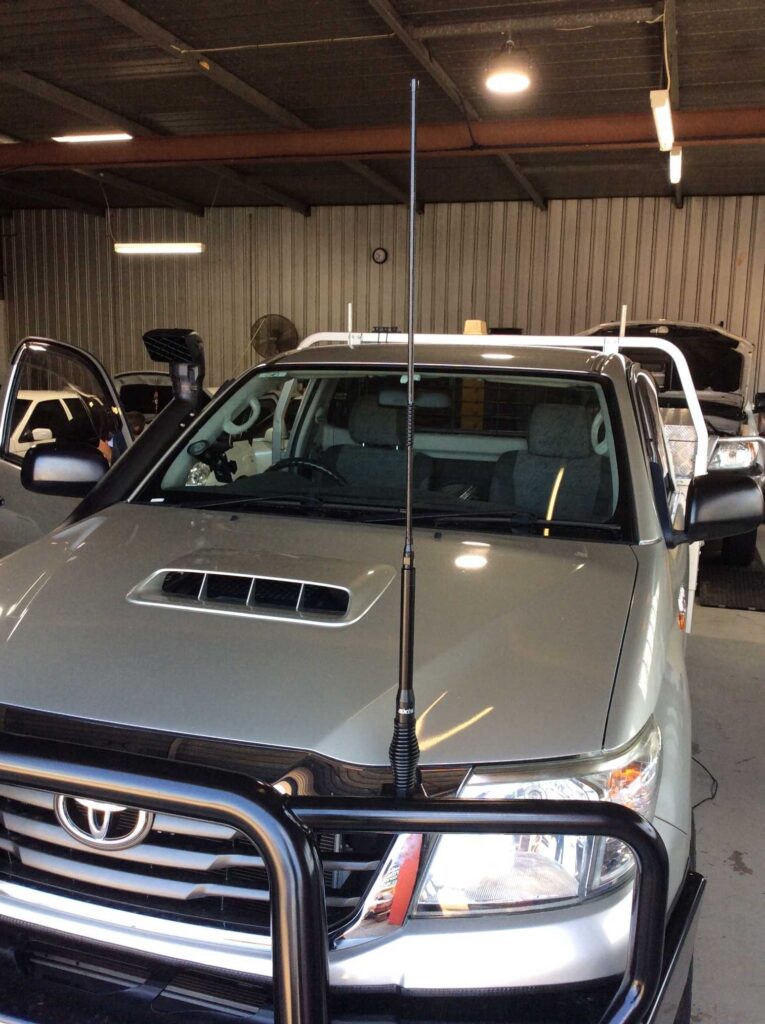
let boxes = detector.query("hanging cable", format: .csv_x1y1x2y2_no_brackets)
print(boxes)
692,755,719,810
662,2,671,94
98,177,117,244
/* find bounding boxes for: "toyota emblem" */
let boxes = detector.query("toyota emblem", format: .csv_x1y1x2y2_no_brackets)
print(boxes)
54,795,154,851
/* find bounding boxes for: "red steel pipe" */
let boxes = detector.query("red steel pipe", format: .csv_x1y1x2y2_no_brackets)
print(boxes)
0,109,763,171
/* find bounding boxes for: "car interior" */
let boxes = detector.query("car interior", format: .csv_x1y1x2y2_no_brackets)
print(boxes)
155,370,622,531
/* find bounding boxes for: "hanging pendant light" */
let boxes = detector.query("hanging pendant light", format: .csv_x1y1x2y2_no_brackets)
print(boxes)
485,38,532,95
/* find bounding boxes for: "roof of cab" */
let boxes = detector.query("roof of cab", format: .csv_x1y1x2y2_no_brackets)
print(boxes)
269,339,624,377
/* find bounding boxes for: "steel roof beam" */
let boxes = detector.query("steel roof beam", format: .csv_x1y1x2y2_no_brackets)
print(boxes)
205,166,310,217
0,77,206,215
366,0,545,209
0,67,150,138
0,178,104,217
84,0,305,130
84,0,409,206
0,109,760,170
72,169,204,217
0,68,309,216
3,124,207,218
411,6,658,39
495,155,546,210
344,159,421,212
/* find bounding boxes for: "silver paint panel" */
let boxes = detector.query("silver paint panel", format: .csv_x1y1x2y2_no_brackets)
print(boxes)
0,503,638,765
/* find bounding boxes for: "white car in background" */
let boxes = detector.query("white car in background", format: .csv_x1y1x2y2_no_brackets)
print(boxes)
9,388,106,457
581,319,765,565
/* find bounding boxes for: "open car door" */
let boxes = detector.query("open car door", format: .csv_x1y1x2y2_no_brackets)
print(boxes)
0,337,131,557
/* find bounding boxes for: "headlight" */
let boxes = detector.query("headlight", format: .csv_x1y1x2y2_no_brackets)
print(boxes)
709,439,759,471
415,719,661,916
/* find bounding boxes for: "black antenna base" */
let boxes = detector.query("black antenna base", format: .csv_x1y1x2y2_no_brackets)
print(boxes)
389,711,420,798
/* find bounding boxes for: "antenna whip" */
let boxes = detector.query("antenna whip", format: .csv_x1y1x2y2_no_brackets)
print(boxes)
389,78,421,798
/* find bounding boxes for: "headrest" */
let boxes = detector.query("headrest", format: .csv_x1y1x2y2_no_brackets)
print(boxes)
528,404,592,459
349,394,404,447
378,389,451,409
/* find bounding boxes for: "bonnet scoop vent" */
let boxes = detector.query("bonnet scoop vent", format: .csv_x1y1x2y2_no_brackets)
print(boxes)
142,570,351,622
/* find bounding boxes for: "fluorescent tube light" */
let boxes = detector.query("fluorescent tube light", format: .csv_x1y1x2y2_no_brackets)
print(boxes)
52,132,133,143
669,146,682,184
114,242,205,255
649,89,674,151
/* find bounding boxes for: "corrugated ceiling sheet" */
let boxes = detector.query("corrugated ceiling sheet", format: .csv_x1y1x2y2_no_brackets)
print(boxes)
4,196,765,387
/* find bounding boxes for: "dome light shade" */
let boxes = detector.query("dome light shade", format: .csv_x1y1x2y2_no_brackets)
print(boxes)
485,46,532,94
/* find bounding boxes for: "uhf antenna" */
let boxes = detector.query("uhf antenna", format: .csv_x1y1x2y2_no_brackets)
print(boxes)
389,78,421,798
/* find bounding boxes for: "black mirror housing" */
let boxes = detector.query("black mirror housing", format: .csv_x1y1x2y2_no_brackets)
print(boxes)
20,443,109,497
684,471,764,543
753,392,765,415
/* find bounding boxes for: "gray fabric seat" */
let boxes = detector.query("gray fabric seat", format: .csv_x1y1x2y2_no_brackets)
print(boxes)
322,394,432,489
490,404,611,520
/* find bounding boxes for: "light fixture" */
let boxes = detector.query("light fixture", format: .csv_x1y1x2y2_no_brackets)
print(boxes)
485,40,532,95
649,89,674,151
52,132,133,143
113,242,205,255
669,145,682,184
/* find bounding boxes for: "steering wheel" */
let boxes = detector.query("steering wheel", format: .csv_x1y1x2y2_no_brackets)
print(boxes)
266,457,346,485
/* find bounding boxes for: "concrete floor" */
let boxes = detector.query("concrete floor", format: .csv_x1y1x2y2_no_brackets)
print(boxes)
688,530,765,1024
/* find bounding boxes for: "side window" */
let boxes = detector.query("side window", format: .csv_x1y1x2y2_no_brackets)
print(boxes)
3,344,122,464
635,372,676,502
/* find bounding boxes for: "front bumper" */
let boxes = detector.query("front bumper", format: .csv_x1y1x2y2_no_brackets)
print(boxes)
0,869,704,1024
0,877,647,989
0,734,702,1024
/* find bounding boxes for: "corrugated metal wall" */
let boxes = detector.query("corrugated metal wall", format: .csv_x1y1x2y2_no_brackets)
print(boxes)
3,196,764,387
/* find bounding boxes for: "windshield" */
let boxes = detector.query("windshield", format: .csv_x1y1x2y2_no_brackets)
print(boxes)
139,367,630,539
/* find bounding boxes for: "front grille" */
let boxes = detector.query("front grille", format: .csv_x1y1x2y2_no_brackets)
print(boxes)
0,783,388,936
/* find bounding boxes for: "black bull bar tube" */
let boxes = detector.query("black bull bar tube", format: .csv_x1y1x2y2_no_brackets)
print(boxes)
0,734,697,1024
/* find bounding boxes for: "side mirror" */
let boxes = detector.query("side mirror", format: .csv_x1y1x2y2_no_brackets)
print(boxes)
20,426,54,444
754,392,765,415
20,443,109,497
684,471,764,543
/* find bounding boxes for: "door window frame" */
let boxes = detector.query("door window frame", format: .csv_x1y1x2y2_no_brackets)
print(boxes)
0,337,131,468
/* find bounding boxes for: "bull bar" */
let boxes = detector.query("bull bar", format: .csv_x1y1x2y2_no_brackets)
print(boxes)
0,734,704,1024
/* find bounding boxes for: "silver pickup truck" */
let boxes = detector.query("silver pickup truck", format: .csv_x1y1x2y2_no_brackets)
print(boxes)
0,331,760,1024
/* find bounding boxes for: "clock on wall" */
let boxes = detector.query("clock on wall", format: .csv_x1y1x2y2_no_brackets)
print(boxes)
372,246,388,265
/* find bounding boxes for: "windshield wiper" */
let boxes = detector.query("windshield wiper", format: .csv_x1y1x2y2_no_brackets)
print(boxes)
157,495,621,534
166,493,327,512
164,493,396,516
366,508,622,534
